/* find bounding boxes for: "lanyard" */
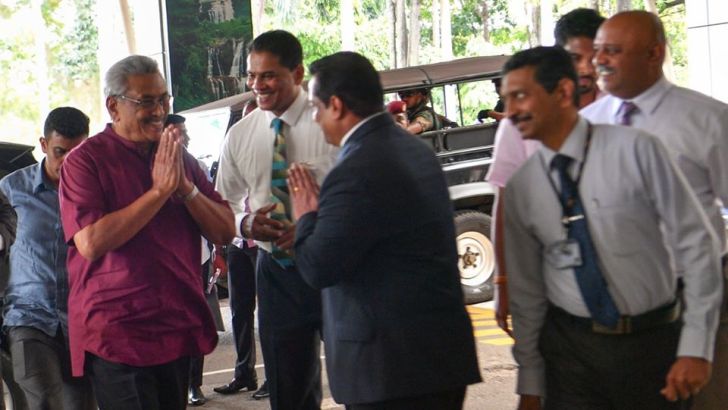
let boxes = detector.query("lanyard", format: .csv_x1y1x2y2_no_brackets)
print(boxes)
539,122,594,226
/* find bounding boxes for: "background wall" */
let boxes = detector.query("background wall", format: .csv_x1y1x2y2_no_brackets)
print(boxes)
686,0,728,102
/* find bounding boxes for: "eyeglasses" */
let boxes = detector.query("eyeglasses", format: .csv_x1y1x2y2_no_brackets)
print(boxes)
398,91,416,98
117,94,172,110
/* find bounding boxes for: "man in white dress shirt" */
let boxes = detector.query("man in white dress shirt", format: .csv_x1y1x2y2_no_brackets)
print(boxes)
503,46,721,410
580,11,728,409
215,30,338,410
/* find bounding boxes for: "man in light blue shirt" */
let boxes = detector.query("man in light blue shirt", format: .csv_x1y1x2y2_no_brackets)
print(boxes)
0,107,95,410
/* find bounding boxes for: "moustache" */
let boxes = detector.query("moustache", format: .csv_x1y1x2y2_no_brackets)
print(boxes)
510,114,533,125
596,65,615,76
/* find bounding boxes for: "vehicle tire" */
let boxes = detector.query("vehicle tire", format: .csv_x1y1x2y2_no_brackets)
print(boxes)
454,211,495,304
1,348,28,410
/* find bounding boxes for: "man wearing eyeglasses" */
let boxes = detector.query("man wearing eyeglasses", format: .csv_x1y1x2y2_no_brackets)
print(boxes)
58,55,235,410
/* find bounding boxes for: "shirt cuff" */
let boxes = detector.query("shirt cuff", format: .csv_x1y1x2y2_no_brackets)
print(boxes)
678,324,716,362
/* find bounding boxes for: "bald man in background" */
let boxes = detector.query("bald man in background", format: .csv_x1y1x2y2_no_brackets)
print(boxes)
581,11,728,407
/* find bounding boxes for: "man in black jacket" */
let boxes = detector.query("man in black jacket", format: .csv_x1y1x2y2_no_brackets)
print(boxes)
288,51,481,409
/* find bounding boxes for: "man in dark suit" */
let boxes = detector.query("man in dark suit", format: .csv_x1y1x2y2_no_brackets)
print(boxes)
287,51,482,409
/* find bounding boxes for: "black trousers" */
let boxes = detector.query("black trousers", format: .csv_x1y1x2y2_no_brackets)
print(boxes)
345,386,466,410
257,250,322,410
189,261,210,389
541,307,690,410
8,326,96,410
227,244,258,383
188,356,204,388
85,353,190,410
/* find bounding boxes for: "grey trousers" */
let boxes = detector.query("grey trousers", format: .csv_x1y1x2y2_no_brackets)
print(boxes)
7,326,95,410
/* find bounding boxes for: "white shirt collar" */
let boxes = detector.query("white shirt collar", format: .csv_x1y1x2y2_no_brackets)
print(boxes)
264,88,308,127
339,112,383,147
540,116,589,167
608,76,672,118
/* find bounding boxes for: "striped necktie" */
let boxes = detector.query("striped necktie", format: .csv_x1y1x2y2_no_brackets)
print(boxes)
269,118,294,268
616,101,638,126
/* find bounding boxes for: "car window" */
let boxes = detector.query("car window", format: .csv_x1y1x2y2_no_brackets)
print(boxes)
459,79,501,125
386,78,502,129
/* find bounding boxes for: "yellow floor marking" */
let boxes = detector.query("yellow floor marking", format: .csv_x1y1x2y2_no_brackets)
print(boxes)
471,319,497,327
468,307,514,346
483,338,515,346
474,328,509,337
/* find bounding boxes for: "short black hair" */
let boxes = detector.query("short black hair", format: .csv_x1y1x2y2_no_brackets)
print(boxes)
554,8,605,47
248,30,302,70
43,107,89,139
503,46,579,107
165,113,186,126
309,52,384,118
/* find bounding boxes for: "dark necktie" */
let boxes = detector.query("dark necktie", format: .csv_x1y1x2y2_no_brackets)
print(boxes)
269,118,294,268
552,154,620,327
615,101,638,126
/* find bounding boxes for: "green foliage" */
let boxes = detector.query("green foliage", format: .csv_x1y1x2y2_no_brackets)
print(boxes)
265,0,350,72
354,6,391,70
57,0,98,81
359,0,385,19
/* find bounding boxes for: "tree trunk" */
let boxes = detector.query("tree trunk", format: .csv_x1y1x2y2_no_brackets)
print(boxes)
644,0,658,13
408,0,420,66
395,0,407,67
118,0,136,53
440,0,457,121
32,0,49,119
479,0,489,43
617,0,632,11
341,0,354,51
440,0,452,59
526,1,540,47
387,0,395,68
252,0,265,37
432,0,440,49
540,0,554,45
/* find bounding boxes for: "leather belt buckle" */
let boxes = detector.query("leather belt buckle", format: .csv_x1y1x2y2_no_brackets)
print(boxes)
592,317,631,335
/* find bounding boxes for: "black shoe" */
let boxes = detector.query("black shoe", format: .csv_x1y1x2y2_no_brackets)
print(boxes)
212,378,258,395
252,381,269,400
188,386,207,406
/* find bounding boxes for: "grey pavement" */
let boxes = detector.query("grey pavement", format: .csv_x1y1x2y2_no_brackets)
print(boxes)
195,300,519,409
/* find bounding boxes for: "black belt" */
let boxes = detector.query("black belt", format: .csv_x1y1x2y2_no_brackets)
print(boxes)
548,300,680,335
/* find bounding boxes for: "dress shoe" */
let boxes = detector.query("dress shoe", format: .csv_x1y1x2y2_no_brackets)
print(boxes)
212,378,258,395
252,381,270,400
188,386,207,406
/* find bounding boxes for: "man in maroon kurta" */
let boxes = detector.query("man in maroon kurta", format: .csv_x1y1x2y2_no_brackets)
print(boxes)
58,55,235,410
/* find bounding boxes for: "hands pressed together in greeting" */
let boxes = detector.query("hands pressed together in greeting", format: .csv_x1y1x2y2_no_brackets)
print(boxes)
151,125,195,200
287,163,320,220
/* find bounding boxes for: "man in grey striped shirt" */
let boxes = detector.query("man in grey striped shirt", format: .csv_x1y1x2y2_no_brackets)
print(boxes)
502,46,721,410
